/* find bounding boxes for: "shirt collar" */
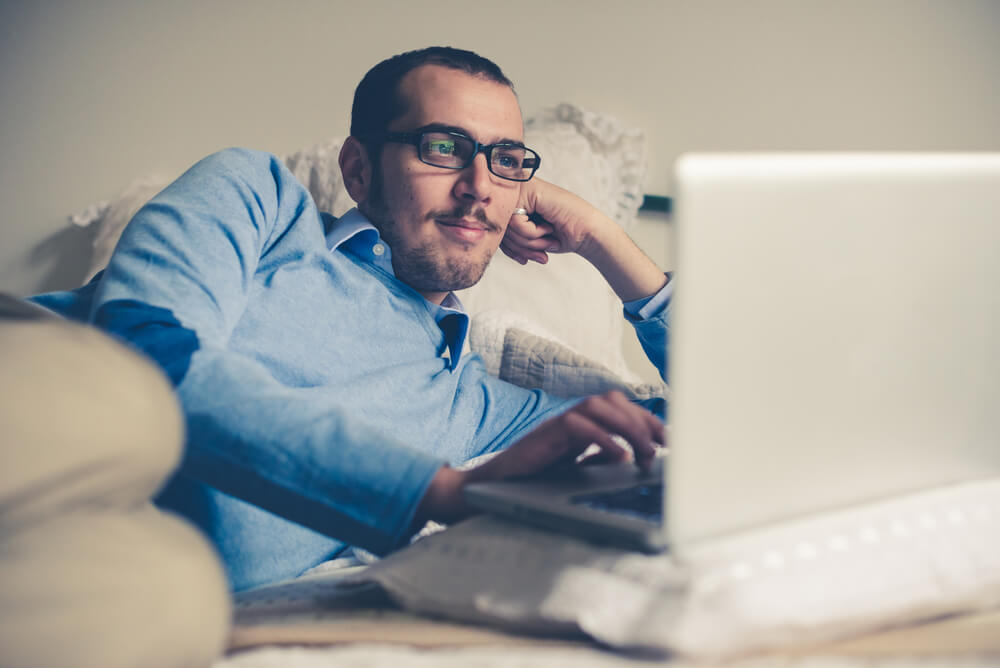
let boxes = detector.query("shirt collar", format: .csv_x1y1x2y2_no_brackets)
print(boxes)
325,207,470,369
325,207,380,253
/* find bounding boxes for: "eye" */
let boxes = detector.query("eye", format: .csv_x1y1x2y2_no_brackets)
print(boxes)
427,139,456,156
493,149,524,170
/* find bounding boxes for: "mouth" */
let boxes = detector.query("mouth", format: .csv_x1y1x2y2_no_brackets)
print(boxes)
435,217,496,244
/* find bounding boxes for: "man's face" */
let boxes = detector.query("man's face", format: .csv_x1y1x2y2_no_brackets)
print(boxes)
361,65,524,303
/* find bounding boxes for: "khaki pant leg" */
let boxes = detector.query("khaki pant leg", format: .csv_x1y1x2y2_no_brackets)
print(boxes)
0,507,230,668
0,298,231,668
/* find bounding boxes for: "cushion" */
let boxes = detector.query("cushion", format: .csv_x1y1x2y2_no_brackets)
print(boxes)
498,328,667,401
71,175,173,283
70,104,646,375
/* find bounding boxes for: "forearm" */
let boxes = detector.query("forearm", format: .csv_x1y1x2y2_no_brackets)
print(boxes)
578,220,668,303
177,347,445,553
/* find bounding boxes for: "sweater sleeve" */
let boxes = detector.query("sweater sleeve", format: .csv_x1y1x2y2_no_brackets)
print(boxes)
90,148,443,555
626,302,670,383
623,279,672,383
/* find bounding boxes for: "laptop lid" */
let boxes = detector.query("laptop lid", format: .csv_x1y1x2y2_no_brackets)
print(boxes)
668,153,1000,549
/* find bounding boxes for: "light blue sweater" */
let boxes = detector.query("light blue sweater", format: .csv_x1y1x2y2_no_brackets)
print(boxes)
32,148,669,590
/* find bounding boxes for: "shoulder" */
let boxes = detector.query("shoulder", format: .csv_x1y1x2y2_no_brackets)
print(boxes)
169,148,312,219
190,147,292,183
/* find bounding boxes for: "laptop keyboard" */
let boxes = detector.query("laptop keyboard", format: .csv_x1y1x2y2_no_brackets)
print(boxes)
572,483,664,523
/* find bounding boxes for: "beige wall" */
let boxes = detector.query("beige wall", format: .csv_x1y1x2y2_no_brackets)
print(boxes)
1,0,998,296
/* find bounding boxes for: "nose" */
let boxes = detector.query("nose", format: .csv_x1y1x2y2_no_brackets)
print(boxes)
452,152,494,205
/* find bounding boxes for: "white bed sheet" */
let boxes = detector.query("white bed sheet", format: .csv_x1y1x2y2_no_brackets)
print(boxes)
215,644,1000,668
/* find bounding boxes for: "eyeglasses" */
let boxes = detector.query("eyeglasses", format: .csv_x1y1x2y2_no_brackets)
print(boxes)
378,130,541,182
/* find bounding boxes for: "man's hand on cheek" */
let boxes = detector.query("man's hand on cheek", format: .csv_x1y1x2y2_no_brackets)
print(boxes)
500,177,610,265
500,177,668,303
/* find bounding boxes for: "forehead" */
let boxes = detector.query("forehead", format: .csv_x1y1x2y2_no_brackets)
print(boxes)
392,65,523,142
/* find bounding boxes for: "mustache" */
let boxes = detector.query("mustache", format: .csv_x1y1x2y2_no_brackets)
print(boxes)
426,206,502,233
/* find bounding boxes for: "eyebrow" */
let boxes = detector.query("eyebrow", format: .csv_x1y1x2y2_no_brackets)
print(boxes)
414,123,525,148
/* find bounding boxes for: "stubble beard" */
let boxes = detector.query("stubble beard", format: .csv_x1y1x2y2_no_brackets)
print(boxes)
365,170,501,295
387,235,495,294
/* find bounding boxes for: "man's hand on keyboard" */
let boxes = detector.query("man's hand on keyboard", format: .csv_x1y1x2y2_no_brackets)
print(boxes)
414,391,664,524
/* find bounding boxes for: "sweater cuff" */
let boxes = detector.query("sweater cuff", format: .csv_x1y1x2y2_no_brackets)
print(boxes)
623,272,674,322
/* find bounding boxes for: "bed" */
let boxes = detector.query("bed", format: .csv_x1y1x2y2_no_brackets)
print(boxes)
32,104,1000,667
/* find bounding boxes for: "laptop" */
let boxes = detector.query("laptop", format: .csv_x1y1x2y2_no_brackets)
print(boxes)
465,153,1000,554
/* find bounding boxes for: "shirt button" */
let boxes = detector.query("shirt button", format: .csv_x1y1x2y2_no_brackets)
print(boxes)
372,243,386,256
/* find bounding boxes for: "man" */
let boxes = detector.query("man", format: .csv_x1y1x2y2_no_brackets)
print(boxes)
30,46,671,591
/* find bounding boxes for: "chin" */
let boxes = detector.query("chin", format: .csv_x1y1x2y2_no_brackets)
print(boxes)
424,262,490,294
395,243,496,295
438,270,488,293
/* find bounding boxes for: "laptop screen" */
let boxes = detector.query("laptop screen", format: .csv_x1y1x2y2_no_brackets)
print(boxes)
668,153,1000,547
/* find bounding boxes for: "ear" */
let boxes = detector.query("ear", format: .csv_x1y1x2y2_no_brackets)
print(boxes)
339,136,374,205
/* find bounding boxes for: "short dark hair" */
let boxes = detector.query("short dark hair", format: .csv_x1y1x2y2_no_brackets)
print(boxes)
350,46,515,145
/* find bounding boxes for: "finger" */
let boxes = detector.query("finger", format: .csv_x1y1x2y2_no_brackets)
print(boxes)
502,231,559,259
603,392,664,466
573,393,660,468
503,230,558,251
501,228,563,253
506,213,549,239
578,447,631,466
558,410,630,463
607,391,665,442
526,220,556,238
499,236,544,264
646,412,667,447
499,242,527,264
500,239,549,265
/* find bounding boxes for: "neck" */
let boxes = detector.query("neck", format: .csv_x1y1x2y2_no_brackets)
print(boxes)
420,290,449,305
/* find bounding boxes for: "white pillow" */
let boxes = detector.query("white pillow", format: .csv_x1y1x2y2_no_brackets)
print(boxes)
499,328,667,401
72,175,172,283
72,104,647,375
282,137,356,218
522,103,645,230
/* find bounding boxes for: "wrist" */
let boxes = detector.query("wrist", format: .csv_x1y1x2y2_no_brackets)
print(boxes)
415,465,472,525
580,225,667,302
576,218,627,265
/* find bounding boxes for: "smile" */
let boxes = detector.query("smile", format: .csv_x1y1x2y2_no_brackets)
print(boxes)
436,218,493,244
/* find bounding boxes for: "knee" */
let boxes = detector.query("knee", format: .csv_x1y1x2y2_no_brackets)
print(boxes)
0,507,231,668
0,311,184,518
128,509,233,668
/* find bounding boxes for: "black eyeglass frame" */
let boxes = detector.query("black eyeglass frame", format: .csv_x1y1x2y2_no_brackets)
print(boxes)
375,130,541,182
